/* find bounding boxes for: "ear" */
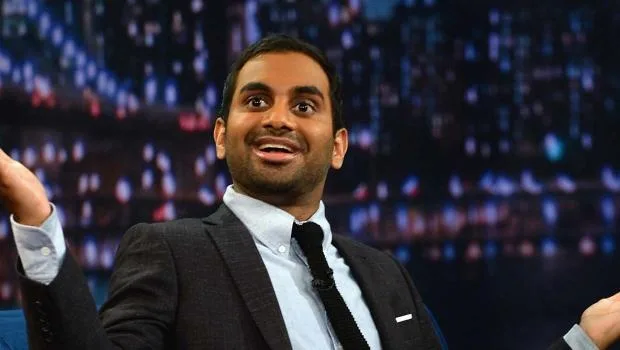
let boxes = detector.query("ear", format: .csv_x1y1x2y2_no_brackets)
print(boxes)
213,117,226,160
330,128,348,170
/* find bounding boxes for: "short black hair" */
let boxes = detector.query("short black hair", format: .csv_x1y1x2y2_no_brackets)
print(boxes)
217,33,344,132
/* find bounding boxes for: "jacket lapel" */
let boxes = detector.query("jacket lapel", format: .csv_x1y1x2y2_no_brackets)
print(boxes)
332,236,409,350
204,205,292,350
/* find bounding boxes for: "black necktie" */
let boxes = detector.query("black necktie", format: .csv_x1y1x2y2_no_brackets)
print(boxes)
292,222,370,350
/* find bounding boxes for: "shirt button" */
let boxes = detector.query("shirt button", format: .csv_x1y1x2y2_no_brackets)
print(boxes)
40,247,51,256
278,245,287,254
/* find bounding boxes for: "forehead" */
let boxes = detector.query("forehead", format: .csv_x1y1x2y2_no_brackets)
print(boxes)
235,52,330,96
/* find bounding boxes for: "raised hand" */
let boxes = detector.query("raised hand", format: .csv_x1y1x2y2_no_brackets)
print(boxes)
580,292,620,349
0,149,50,226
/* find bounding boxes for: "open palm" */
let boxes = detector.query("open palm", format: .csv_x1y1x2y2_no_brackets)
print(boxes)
580,292,620,349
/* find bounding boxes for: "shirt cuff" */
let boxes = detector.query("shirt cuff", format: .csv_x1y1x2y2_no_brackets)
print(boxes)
11,204,66,285
563,324,599,350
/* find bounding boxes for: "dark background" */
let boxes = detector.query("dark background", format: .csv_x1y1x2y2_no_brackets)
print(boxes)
1,0,620,348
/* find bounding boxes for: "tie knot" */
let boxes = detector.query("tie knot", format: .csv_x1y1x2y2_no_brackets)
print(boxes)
292,222,324,253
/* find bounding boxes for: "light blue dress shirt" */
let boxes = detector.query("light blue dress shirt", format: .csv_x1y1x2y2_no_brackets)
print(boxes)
9,186,598,350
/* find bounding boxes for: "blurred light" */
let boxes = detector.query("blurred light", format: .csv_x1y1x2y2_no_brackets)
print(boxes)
42,142,55,163
602,166,620,192
23,147,37,167
173,61,183,75
215,173,228,198
74,69,86,87
27,1,38,18
63,40,76,58
80,201,92,227
394,246,411,264
484,241,497,259
9,149,20,162
205,145,216,165
78,174,88,195
87,61,97,79
443,243,456,261
395,207,408,232
206,84,217,107
145,78,157,104
541,237,557,257
0,283,12,301
519,240,535,257
142,169,154,190
465,137,476,155
34,168,46,182
579,236,596,256
544,133,564,162
191,0,204,12
195,157,206,176
198,187,216,205
376,181,389,200
38,13,51,38
84,237,98,267
341,30,354,49
368,203,380,223
156,152,170,171
449,175,463,198
556,174,576,193
521,170,543,194
165,81,178,107
601,196,615,223
349,208,368,235
581,133,592,149
51,26,63,46
89,173,101,192
353,183,369,201
542,198,558,225
115,178,132,204
0,217,8,240
601,235,615,255
162,173,176,197
465,242,482,261
72,140,85,161
101,244,115,269
401,176,419,197
57,148,67,163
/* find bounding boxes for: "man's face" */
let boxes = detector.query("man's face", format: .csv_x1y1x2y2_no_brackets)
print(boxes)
214,52,347,200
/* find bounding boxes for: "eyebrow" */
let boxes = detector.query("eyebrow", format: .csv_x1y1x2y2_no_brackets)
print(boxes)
238,82,325,102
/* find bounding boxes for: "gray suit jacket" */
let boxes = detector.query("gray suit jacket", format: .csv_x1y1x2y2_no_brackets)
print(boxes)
18,204,444,349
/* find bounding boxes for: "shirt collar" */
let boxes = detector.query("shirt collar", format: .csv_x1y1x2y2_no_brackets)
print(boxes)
222,185,332,255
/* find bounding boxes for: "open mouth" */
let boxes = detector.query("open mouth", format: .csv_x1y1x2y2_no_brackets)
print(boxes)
258,144,294,153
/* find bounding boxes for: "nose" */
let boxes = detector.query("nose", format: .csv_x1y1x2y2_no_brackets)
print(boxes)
262,100,294,130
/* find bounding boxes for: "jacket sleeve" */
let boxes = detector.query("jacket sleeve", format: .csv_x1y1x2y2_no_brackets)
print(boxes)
17,223,178,350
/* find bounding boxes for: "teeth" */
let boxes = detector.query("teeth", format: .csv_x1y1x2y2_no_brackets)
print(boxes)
258,144,292,152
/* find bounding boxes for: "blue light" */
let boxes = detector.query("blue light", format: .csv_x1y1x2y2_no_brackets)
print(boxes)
443,242,456,261
601,196,615,223
165,81,178,107
601,235,615,255
145,78,157,104
542,198,558,225
544,133,564,162
52,26,64,46
484,241,497,259
394,246,411,264
541,237,557,257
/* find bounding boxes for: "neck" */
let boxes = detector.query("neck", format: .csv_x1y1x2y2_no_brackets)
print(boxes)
232,183,322,221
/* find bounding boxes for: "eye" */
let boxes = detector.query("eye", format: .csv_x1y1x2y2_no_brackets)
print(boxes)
246,96,268,108
293,101,316,114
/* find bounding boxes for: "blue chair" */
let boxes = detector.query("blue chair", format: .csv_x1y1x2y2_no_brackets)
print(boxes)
0,309,28,350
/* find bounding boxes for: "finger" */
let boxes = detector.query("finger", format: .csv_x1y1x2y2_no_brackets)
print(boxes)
0,148,10,162
605,291,620,303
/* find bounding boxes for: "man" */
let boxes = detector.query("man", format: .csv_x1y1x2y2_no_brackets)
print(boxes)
1,34,619,349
